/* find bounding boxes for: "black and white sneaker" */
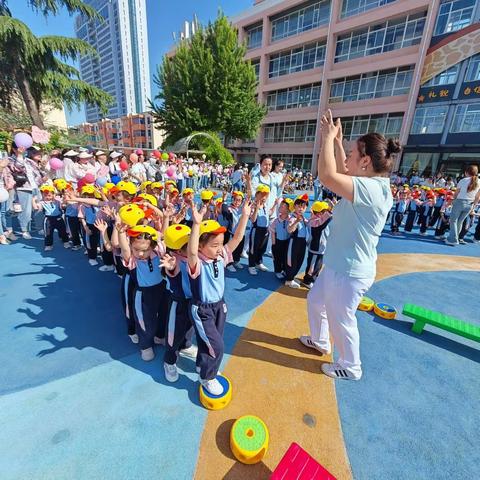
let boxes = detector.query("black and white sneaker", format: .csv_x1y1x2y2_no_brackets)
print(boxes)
321,362,361,381
299,335,329,355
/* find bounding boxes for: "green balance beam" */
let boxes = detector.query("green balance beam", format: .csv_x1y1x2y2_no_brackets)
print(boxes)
402,303,480,343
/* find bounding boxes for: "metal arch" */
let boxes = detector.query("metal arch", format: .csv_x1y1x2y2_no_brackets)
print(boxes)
170,132,216,158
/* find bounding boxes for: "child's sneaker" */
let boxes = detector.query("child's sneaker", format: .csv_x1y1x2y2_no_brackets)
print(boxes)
303,281,313,289
22,232,32,240
99,265,115,272
248,267,257,275
275,272,284,279
154,336,165,345
226,264,236,273
459,239,466,244
129,334,139,344
38,229,45,235
321,362,361,381
299,335,329,355
164,362,179,382
179,344,198,359
233,262,243,270
88,259,98,266
7,231,17,241
141,348,155,361
256,263,269,272
240,251,248,259
201,378,224,395
285,280,301,289
63,242,71,249
71,245,82,251
44,245,53,251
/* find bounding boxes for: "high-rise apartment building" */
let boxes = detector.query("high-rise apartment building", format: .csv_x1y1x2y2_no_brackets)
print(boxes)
225,0,480,176
75,0,151,123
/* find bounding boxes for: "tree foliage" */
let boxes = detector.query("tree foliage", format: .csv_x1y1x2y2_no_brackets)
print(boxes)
193,131,234,167
0,1,111,128
151,13,266,145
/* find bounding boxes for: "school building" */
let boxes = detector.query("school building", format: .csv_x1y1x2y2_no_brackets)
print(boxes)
226,0,480,176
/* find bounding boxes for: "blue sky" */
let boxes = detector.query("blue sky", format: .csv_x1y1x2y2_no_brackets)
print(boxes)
10,0,253,126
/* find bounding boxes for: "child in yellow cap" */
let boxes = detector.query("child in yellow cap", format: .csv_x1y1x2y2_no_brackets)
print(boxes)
186,199,251,395
248,185,271,275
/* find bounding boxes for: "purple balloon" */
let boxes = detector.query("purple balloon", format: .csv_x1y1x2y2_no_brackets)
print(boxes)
14,132,33,149
49,157,64,170
96,176,107,187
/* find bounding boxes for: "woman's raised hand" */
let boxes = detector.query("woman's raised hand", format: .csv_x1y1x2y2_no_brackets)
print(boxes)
320,109,341,140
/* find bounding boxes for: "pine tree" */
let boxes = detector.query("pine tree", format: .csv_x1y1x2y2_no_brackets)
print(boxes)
0,1,112,128
151,13,266,145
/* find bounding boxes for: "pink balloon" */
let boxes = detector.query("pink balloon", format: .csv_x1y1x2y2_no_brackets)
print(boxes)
136,149,143,155
166,166,176,178
84,173,95,184
49,157,64,170
14,132,33,149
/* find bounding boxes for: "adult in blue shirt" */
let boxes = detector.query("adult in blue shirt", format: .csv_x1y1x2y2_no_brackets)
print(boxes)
300,110,400,381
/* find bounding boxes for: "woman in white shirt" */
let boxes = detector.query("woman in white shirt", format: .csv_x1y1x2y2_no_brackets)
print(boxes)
301,110,400,381
446,165,480,245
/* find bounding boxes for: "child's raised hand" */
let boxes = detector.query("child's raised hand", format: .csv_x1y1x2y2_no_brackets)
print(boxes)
160,253,176,271
94,218,107,233
192,203,207,225
242,200,252,217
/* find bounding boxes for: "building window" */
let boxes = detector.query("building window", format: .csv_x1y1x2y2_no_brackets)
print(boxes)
329,66,414,103
250,59,260,81
269,41,326,78
271,0,330,42
245,23,263,49
411,106,448,134
342,113,403,140
341,0,397,19
434,0,475,36
423,64,460,86
264,120,317,142
267,83,321,110
451,104,480,133
273,154,313,171
464,53,480,82
335,12,426,63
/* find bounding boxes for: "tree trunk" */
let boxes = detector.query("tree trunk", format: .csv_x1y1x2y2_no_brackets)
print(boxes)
13,66,45,129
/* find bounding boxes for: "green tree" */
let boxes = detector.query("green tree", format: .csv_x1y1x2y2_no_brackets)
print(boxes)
151,13,266,145
0,1,111,129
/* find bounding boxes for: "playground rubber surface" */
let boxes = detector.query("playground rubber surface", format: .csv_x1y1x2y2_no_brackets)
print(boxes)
0,231,479,480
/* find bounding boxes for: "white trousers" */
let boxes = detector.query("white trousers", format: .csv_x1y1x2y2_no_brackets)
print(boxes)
307,266,374,375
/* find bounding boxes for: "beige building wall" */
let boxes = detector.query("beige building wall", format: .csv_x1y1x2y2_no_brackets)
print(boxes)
41,105,68,131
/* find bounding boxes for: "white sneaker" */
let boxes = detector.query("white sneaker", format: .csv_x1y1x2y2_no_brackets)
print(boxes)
201,378,224,395
303,282,313,289
141,347,155,361
233,262,243,270
179,344,198,359
22,232,32,240
419,232,427,236
473,239,480,243
99,265,115,272
240,251,248,259
285,280,301,289
256,263,269,272
248,267,257,275
129,334,139,344
154,336,165,345
459,239,466,244
44,246,53,251
445,240,457,246
265,250,272,257
38,229,45,235
7,231,17,241
275,272,284,279
226,264,237,273
164,362,179,382
299,335,329,355
63,242,71,249
71,245,82,251
321,362,361,381
88,259,98,266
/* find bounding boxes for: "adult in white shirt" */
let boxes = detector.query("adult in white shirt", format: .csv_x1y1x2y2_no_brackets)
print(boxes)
302,110,400,381
94,151,110,179
129,153,146,185
446,165,480,245
108,151,123,183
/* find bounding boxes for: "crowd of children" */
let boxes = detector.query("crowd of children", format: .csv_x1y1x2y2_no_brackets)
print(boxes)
31,168,333,396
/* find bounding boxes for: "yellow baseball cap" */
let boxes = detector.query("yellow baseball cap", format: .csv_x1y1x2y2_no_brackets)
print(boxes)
312,201,330,213
104,182,115,191
151,182,164,190
232,191,244,198
53,179,67,191
256,185,270,194
164,224,191,250
201,190,214,201
284,198,294,212
199,219,226,236
140,181,152,191
119,203,145,227
165,180,177,187
81,185,96,195
40,184,55,193
182,188,194,196
215,197,223,204
295,193,309,204
127,225,158,241
170,188,179,196
136,193,158,207
118,182,137,195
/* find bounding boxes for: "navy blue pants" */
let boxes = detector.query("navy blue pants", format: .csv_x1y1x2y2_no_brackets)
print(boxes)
121,271,137,336
272,239,288,274
66,216,81,246
44,215,69,246
404,211,416,232
391,212,404,233
248,226,269,267
133,280,168,350
232,236,245,263
190,299,227,380
83,223,99,260
285,237,307,282
164,298,194,365
303,251,324,285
